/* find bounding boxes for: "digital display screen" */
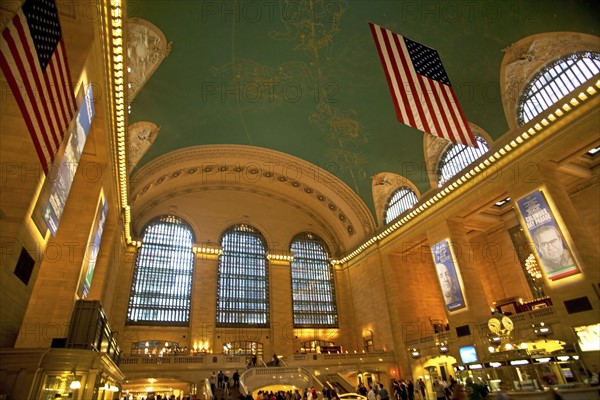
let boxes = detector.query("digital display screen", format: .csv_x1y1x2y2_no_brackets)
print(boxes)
459,345,478,363
561,368,574,378
574,323,600,351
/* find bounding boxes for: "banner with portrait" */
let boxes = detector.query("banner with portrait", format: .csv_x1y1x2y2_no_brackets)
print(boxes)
432,240,466,312
77,190,108,299
516,190,579,281
42,84,95,236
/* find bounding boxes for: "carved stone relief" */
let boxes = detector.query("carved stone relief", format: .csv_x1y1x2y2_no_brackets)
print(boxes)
126,18,171,100
127,121,159,172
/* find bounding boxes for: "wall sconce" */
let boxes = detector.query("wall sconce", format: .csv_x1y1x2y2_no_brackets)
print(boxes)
438,343,449,354
410,348,421,358
533,322,552,337
100,383,119,392
69,370,81,389
489,336,501,344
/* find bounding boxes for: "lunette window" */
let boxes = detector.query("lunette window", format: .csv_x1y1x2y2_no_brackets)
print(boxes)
127,215,195,325
437,136,489,186
383,186,418,224
216,224,269,327
290,232,338,327
518,51,600,126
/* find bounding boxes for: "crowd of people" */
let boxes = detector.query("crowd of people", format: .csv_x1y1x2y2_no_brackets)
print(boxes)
431,376,489,400
129,364,600,400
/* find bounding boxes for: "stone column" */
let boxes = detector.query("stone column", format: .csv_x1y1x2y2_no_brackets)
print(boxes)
269,257,294,358
190,247,220,353
15,154,106,348
426,218,492,366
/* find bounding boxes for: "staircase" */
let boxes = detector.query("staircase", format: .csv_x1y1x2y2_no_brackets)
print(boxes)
213,384,242,400
239,367,325,395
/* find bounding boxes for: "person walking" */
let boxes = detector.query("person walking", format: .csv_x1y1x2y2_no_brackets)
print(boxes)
432,377,446,400
417,379,426,400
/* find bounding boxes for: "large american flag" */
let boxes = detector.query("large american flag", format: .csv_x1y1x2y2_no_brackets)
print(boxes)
369,22,476,147
1,0,76,173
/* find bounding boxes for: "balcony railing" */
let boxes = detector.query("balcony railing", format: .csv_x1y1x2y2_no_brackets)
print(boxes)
119,354,245,366
119,350,394,370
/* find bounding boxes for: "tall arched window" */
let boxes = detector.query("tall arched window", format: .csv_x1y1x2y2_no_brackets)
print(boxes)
216,224,269,327
127,215,195,325
383,186,419,224
290,232,338,327
437,136,489,186
518,51,600,126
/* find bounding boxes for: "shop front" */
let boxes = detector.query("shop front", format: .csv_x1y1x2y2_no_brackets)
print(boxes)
452,351,592,392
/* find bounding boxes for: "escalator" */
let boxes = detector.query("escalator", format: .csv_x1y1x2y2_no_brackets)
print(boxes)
324,374,355,394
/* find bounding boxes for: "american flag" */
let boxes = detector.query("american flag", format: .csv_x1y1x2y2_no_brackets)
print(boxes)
369,22,476,147
1,0,76,173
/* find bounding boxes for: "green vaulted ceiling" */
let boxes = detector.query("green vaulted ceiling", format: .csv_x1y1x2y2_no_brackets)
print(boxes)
126,0,600,215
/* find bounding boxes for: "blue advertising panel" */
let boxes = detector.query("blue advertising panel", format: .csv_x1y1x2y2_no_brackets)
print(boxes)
78,192,108,299
432,240,466,312
42,85,95,236
516,190,579,281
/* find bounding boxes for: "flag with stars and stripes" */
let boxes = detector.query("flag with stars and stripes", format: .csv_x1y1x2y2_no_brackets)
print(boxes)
369,22,476,147
1,0,76,174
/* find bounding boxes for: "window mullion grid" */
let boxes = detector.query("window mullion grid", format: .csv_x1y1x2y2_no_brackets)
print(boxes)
453,148,465,179
127,217,193,325
574,61,592,84
310,257,318,324
291,235,337,327
571,61,587,83
307,249,321,324
217,226,268,327
559,67,577,94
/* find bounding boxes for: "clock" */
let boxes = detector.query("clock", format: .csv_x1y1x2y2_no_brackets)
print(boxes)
502,316,514,332
488,318,501,334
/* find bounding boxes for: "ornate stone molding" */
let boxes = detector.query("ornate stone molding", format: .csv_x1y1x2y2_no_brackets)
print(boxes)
500,32,600,131
132,185,344,256
129,145,376,249
126,18,171,100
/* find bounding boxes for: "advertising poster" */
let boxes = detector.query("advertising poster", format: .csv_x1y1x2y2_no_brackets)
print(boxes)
42,84,95,236
78,191,108,299
432,240,466,312
516,190,579,281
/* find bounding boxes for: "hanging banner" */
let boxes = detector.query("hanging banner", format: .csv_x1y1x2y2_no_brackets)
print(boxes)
516,190,579,281
77,190,108,299
42,84,95,236
432,240,466,312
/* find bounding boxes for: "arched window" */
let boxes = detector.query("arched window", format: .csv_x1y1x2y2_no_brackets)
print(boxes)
290,232,338,327
437,136,489,186
383,186,419,224
216,224,269,327
518,51,600,126
127,215,195,325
